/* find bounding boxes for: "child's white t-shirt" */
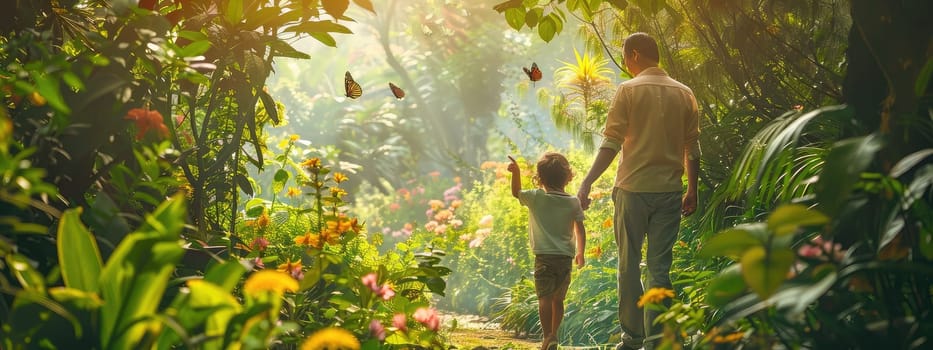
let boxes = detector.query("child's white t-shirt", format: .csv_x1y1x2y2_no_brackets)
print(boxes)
517,188,584,257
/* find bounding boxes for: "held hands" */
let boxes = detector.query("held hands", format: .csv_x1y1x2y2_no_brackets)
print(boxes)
577,183,592,211
575,253,585,269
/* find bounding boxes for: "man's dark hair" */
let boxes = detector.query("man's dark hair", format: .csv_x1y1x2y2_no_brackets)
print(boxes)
623,32,660,63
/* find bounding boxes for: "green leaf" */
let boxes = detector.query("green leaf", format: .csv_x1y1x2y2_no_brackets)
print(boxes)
99,195,186,350
504,8,526,30
889,148,933,178
740,246,794,299
766,204,829,236
815,134,884,216
697,225,763,258
567,0,582,11
57,208,103,292
177,40,211,57
225,0,243,24
525,8,542,28
916,58,933,97
235,174,253,197
352,0,375,13
258,87,280,124
537,15,557,42
203,260,249,291
177,30,207,41
706,264,746,307
309,32,337,47
322,0,350,19
285,20,353,34
268,39,311,59
607,0,628,11
33,73,69,113
7,254,45,292
273,169,290,194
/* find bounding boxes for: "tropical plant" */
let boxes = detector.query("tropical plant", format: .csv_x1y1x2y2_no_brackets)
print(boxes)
545,48,615,150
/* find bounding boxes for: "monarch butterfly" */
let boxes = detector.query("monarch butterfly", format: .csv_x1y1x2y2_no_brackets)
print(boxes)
523,62,542,82
389,82,405,99
344,71,362,99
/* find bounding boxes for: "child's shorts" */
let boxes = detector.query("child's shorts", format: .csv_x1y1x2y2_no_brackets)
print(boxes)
533,254,572,298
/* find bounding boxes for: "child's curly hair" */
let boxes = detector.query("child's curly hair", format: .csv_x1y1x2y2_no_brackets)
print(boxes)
532,152,573,189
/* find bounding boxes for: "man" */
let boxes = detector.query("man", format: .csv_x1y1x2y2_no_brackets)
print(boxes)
576,32,700,350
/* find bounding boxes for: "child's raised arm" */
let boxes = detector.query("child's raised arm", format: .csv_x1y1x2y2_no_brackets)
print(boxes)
507,155,521,198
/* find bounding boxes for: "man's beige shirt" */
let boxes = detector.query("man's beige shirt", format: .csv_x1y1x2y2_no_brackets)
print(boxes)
600,67,700,193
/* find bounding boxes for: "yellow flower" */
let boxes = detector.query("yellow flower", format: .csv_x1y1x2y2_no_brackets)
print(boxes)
277,259,303,274
287,187,302,197
255,211,270,228
713,332,744,343
294,232,322,249
243,270,298,296
289,134,300,142
333,172,348,183
330,187,347,198
602,217,613,228
300,157,321,169
637,287,674,307
301,327,360,350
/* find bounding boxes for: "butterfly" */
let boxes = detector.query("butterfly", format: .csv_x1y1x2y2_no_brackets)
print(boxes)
389,82,405,99
344,71,362,99
523,62,542,83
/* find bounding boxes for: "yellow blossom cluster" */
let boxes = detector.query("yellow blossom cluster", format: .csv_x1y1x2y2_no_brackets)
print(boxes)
637,287,675,307
245,209,271,229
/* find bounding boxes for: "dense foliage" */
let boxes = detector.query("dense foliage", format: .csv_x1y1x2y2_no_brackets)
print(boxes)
1,0,929,349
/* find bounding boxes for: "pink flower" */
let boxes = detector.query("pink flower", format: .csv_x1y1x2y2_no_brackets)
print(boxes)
798,236,845,261
370,319,386,340
378,284,395,300
449,219,463,228
507,257,514,265
413,307,440,331
424,221,438,232
392,313,407,332
361,273,379,292
434,224,448,234
251,256,264,269
459,234,472,241
469,237,484,248
389,202,401,211
250,236,269,251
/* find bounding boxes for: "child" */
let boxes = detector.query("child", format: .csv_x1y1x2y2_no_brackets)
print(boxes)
508,153,586,350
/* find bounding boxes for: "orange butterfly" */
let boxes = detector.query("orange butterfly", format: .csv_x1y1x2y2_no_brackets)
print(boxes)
344,71,362,99
389,82,405,99
523,62,542,83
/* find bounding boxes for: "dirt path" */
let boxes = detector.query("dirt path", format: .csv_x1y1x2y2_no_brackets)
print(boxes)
441,313,541,350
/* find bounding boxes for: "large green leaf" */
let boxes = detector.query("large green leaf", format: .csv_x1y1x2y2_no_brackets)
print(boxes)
537,15,557,42
706,264,746,307
272,168,290,194
697,224,764,258
740,246,794,299
815,134,884,216
766,204,829,237
99,195,187,350
225,0,244,24
504,8,526,30
57,208,103,292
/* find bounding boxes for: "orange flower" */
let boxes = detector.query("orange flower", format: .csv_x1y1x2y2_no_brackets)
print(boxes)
588,246,603,258
125,108,169,140
428,171,441,178
637,288,674,307
287,187,302,197
602,217,613,228
300,157,321,170
321,228,341,245
294,232,322,249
